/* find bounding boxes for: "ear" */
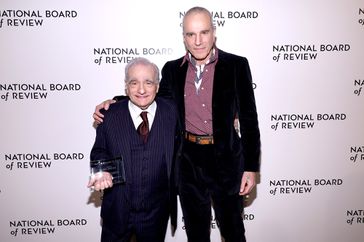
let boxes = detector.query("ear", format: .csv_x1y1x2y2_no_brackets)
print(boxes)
182,33,187,44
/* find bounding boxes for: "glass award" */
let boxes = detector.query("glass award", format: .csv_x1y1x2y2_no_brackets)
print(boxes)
90,157,126,184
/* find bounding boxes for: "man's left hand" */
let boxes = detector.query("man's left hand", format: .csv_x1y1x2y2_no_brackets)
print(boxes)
239,171,256,196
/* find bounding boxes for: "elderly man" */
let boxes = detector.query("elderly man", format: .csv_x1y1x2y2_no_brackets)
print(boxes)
88,57,178,242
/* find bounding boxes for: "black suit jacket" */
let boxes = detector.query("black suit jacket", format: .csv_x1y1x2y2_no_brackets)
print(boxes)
159,49,261,194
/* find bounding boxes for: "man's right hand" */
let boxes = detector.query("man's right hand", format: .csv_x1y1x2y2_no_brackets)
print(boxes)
87,171,113,191
93,99,116,124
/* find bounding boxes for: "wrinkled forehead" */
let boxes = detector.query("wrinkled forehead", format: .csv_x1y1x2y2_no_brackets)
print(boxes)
126,64,159,83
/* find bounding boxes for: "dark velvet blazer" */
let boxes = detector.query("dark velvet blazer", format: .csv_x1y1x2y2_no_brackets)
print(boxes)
159,48,261,194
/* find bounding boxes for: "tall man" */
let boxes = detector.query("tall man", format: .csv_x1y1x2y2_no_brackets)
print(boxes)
88,57,178,242
93,6,261,242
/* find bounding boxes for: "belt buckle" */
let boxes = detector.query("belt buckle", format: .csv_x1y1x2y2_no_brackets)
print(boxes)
196,136,213,145
196,136,202,144
185,132,213,145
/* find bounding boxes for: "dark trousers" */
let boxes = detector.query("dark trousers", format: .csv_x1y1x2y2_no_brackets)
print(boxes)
179,141,246,242
100,205,169,242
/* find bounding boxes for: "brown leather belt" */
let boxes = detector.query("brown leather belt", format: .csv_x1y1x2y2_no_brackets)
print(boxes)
184,132,214,145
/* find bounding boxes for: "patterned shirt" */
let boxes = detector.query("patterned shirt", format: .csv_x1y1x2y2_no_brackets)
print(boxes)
182,48,218,135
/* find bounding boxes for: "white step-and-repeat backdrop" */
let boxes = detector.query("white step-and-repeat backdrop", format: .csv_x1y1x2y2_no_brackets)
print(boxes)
1,0,363,241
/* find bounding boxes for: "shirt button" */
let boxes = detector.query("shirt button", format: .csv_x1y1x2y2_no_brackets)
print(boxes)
202,104,206,107
201,87,204,90
204,120,207,124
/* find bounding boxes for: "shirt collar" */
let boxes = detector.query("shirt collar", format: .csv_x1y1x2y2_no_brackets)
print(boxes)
128,100,157,120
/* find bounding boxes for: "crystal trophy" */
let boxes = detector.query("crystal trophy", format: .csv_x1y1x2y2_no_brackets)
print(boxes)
90,157,126,184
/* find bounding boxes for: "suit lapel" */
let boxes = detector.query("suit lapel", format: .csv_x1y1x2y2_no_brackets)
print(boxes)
112,101,133,177
176,61,188,126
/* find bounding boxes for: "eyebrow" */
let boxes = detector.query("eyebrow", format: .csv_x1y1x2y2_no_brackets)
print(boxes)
185,28,211,34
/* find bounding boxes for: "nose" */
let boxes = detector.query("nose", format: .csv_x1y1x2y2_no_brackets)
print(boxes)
137,83,146,94
195,34,201,46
